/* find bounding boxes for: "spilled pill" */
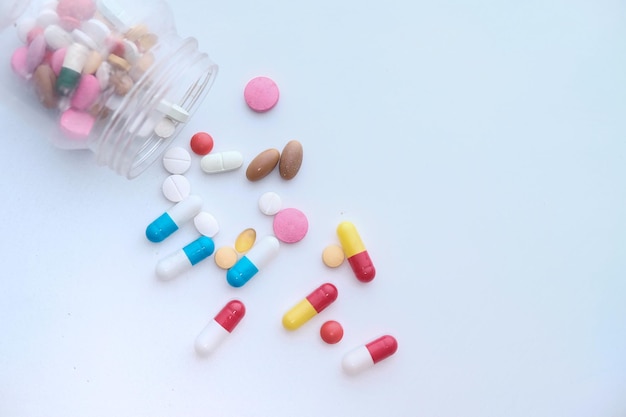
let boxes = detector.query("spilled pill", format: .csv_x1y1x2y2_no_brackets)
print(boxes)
342,335,398,375
282,283,338,331
258,191,282,216
155,236,214,281
193,211,219,238
227,235,279,288
162,146,191,175
337,221,376,283
214,246,238,270
244,76,279,112
201,151,243,174
195,300,246,356
162,174,191,203
279,140,303,180
234,228,256,253
246,148,280,181
146,194,203,243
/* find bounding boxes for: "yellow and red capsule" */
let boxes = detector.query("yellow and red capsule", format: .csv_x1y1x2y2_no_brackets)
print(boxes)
337,221,376,282
282,283,338,330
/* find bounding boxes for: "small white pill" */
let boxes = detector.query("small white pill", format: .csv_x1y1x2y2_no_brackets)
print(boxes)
162,174,191,202
72,29,98,50
95,61,112,90
200,151,244,174
81,19,110,47
157,100,190,123
194,211,220,237
37,9,59,28
44,25,73,50
154,117,176,138
258,191,282,216
162,146,191,174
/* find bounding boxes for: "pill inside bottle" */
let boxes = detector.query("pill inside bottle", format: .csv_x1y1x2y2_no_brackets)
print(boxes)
2,0,218,179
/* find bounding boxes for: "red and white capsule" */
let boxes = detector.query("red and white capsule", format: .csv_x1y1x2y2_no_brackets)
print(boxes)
194,300,246,356
342,335,398,375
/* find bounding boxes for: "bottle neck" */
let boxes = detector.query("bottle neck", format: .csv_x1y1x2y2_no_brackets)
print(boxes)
91,33,217,179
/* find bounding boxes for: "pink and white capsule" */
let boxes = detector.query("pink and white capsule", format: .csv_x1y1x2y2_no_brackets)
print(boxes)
342,335,398,375
195,300,246,356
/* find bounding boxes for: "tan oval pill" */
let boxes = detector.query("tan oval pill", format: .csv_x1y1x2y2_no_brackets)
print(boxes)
235,228,257,253
82,50,102,74
322,244,345,268
214,246,238,270
279,140,303,180
246,148,280,181
33,64,57,109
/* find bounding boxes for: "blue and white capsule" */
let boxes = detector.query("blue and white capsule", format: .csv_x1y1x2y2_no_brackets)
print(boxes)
146,194,203,242
227,235,279,287
156,236,215,281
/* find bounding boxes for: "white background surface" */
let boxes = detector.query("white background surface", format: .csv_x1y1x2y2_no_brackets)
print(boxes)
1,1,625,416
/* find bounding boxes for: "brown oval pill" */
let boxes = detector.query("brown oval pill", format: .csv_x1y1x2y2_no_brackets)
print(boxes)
279,140,303,180
246,148,280,181
33,64,58,109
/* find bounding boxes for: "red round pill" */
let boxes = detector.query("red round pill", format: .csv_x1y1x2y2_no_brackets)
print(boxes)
320,320,344,344
190,132,214,155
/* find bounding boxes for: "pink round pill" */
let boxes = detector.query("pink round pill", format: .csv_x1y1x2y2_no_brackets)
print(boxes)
273,208,308,243
244,76,279,112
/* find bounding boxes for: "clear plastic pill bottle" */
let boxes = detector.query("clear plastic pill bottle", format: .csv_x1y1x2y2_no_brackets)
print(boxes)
0,0,217,178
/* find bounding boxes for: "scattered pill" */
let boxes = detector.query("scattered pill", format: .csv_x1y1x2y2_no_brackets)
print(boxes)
59,108,95,140
193,211,219,237
282,283,338,331
320,320,344,344
162,174,191,203
234,228,256,253
226,235,279,288
244,76,279,112
154,117,176,139
336,221,376,283
279,140,303,180
155,236,215,281
322,244,345,268
273,208,308,243
246,148,280,181
258,191,282,216
162,146,191,174
342,335,398,375
195,300,246,356
145,194,203,243
190,132,214,155
200,151,244,174
214,246,238,270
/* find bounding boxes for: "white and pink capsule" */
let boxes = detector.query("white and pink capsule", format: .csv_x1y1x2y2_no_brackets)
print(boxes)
342,335,398,375
195,300,246,356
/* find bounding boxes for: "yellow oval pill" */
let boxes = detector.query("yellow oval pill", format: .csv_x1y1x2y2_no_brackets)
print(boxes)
322,244,345,268
235,228,256,253
214,246,238,270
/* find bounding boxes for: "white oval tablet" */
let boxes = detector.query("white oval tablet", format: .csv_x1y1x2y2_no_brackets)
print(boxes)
193,211,220,237
200,151,243,174
81,19,110,46
162,146,191,174
162,174,191,202
258,191,282,216
44,25,73,50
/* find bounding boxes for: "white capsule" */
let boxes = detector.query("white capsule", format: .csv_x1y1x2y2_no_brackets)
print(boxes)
200,151,244,174
226,235,280,287
145,194,203,243
195,320,230,356
155,236,214,281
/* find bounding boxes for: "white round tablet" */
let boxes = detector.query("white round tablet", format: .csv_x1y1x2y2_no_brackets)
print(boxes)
154,117,176,138
162,146,191,174
194,211,220,237
258,191,282,215
162,174,191,202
